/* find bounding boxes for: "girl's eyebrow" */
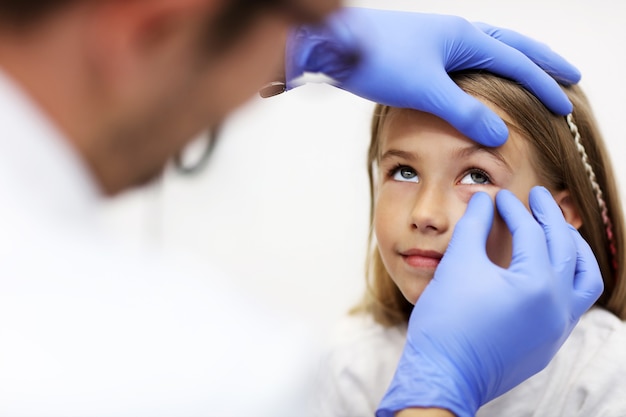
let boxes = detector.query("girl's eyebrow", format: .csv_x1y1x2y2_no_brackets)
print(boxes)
380,149,416,162
381,145,512,173
455,144,513,173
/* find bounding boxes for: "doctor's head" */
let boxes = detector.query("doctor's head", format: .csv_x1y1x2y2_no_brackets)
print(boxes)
358,72,626,326
0,0,339,194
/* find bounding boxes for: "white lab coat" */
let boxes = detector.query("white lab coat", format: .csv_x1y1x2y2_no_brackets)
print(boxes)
0,70,317,417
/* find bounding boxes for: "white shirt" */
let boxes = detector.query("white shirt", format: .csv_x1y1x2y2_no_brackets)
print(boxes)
0,70,317,417
314,307,626,417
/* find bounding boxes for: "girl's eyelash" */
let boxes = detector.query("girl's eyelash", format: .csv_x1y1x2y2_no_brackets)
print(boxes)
386,163,413,177
383,164,492,183
462,167,492,182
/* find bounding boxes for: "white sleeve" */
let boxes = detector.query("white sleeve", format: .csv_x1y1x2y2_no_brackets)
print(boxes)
0,218,319,417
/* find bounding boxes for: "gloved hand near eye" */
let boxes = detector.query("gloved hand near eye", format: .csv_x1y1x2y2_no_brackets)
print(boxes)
375,187,603,417
285,7,581,147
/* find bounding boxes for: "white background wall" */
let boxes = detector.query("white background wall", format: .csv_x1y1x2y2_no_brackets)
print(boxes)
99,0,626,340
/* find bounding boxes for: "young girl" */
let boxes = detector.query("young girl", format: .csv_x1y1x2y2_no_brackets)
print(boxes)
314,72,626,417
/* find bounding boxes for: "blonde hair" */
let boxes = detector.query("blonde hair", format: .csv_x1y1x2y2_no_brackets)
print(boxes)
352,72,626,326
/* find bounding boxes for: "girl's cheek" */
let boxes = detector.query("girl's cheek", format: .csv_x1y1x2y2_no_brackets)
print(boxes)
486,214,513,268
456,186,499,205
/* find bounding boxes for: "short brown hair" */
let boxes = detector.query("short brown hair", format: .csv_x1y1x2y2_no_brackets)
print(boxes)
0,0,78,25
0,0,335,30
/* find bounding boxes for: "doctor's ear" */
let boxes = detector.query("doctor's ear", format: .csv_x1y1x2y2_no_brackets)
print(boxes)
84,0,222,83
553,190,583,229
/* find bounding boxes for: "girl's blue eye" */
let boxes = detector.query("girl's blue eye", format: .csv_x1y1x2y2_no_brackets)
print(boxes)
460,170,490,185
392,166,419,183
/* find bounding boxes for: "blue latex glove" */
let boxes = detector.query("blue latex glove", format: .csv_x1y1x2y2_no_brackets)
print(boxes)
376,187,603,417
286,8,581,147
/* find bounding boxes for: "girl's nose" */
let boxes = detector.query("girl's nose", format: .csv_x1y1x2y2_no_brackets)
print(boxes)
410,185,450,234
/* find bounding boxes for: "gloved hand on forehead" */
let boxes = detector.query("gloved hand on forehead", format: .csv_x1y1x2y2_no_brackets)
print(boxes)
376,187,603,417
285,7,581,147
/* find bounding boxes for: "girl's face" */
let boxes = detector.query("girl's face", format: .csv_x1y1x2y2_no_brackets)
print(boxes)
374,108,541,304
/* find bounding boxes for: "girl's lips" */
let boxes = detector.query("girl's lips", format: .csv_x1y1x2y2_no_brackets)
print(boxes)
400,249,443,269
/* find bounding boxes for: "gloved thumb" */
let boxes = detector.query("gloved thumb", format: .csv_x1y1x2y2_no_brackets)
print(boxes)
444,192,495,261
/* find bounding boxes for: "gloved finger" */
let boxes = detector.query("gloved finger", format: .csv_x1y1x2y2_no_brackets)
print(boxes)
409,72,509,146
468,29,573,116
474,22,581,85
445,191,495,260
569,225,604,318
528,186,576,278
495,189,548,268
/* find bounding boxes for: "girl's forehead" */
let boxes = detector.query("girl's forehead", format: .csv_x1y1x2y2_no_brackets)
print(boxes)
379,107,530,166
381,108,461,142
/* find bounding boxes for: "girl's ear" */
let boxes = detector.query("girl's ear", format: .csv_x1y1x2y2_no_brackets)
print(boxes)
553,190,583,229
